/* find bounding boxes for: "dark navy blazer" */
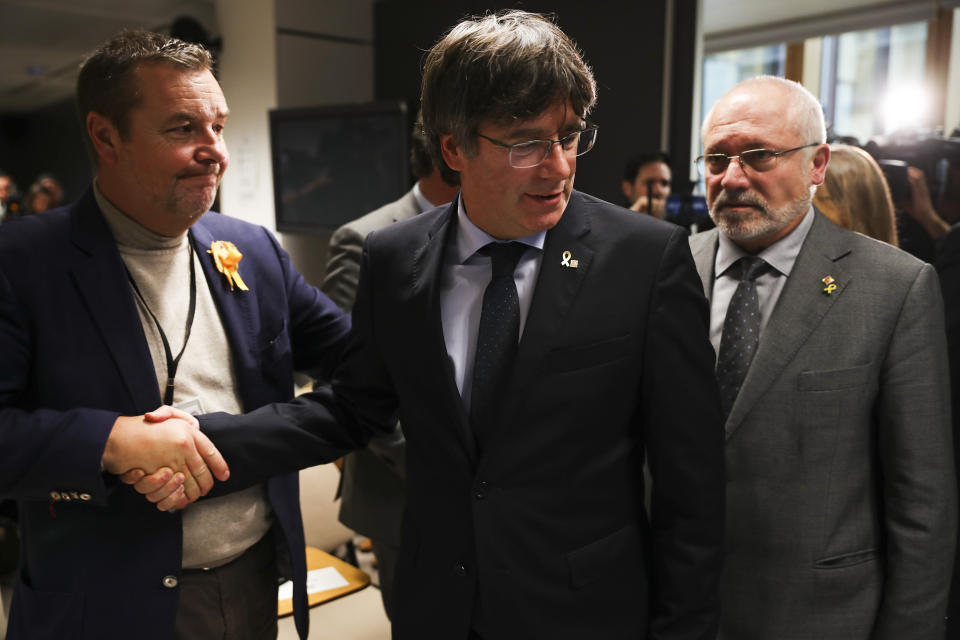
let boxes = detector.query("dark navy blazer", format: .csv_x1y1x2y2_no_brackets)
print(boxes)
0,189,351,639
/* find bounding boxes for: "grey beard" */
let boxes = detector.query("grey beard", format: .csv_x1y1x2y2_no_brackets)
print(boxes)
709,189,810,242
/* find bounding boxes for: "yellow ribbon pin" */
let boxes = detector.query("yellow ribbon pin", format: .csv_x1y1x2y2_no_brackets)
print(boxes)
208,240,249,291
822,275,837,295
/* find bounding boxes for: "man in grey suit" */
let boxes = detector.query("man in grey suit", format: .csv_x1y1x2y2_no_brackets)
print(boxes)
320,119,459,619
690,75,956,639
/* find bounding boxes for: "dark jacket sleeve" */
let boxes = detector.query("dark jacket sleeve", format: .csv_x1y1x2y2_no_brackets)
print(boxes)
200,239,398,489
642,226,725,640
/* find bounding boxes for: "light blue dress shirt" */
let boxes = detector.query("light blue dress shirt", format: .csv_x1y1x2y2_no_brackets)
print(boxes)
709,206,815,355
439,196,545,411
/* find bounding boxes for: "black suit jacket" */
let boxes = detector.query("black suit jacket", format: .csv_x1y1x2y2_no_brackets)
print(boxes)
203,191,725,640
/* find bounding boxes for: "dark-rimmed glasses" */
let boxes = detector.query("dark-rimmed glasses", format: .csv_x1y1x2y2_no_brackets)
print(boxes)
477,125,598,169
695,143,820,176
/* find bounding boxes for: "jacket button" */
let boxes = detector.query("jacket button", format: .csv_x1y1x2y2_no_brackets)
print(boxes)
453,563,468,577
162,575,179,589
475,481,489,500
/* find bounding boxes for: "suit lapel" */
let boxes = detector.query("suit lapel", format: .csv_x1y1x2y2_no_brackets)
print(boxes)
513,195,593,387
690,228,719,302
411,202,480,462
68,191,161,410
190,217,261,411
725,212,852,436
481,193,594,449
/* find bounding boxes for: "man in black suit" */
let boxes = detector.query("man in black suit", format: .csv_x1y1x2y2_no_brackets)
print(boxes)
141,10,724,639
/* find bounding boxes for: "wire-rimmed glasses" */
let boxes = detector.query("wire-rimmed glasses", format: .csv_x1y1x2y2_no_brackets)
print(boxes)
477,125,599,169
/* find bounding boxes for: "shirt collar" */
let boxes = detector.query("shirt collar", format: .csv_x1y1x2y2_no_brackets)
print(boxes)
715,205,815,279
411,181,435,214
453,195,546,264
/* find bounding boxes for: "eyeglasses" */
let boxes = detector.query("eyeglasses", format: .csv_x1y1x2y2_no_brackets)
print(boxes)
477,125,598,169
695,143,820,176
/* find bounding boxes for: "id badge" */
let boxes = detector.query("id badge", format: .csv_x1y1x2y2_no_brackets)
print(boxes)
173,396,206,416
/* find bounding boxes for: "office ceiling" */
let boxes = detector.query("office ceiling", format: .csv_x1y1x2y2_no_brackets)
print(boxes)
0,0,216,112
0,0,952,112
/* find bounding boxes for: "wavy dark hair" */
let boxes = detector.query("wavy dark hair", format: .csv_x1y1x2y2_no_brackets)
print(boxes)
420,10,597,182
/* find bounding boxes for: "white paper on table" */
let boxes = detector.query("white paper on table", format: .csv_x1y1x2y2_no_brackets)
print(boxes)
278,566,351,601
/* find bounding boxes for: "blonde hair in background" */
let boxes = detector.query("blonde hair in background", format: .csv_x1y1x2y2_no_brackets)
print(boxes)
813,144,899,246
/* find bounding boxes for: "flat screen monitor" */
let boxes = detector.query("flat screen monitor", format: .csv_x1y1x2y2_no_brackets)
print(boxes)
270,101,409,232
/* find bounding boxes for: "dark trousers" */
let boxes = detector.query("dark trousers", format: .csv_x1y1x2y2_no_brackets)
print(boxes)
174,531,279,640
370,538,400,621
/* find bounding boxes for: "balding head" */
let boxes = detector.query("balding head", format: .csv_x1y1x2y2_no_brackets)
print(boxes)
703,76,826,147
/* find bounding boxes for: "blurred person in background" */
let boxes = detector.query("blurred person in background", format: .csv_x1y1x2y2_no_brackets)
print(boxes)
812,144,898,245
931,144,960,638
0,171,21,224
621,151,672,217
36,173,64,208
320,114,459,620
24,182,57,214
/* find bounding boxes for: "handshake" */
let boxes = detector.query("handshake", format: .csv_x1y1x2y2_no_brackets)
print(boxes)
101,406,230,512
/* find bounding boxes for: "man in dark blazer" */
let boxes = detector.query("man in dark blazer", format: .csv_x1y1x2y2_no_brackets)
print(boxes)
320,118,460,620
190,11,725,640
0,32,351,640
690,75,955,639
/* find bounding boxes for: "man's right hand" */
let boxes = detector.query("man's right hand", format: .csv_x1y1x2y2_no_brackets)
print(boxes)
102,413,229,510
629,194,667,218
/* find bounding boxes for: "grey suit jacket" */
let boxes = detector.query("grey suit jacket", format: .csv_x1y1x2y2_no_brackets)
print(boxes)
320,187,420,544
690,211,956,640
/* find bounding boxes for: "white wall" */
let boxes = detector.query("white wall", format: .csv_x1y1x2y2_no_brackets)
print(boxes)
214,0,374,286
274,0,374,287
215,0,278,231
704,0,939,51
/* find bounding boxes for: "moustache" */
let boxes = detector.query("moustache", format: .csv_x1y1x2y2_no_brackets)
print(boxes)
713,190,766,211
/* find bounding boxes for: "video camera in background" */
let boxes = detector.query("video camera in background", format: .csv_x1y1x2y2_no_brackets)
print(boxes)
3,196,22,218
665,193,714,233
863,133,960,204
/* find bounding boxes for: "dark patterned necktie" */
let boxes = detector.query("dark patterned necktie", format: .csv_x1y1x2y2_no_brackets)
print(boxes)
716,256,770,417
470,242,528,436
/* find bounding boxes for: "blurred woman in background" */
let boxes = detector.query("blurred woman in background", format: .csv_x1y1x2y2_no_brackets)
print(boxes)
814,144,898,246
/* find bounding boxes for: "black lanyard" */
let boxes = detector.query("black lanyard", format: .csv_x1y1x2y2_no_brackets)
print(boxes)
125,240,198,406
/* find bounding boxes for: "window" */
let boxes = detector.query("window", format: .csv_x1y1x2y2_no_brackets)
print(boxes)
821,22,928,143
700,22,929,148
701,44,786,132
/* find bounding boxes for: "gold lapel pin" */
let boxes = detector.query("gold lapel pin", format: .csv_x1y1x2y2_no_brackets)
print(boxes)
561,250,579,268
821,275,837,295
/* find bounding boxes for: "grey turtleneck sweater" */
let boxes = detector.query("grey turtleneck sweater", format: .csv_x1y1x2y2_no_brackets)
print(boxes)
95,184,273,569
